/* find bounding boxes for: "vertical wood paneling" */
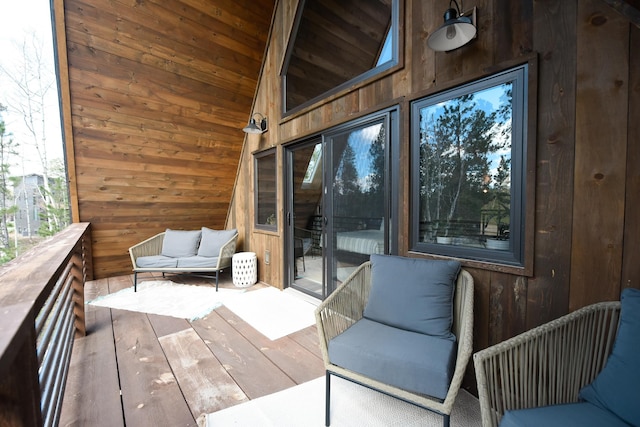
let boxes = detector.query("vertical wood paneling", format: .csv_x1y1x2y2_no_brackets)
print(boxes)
526,0,576,327
571,0,629,309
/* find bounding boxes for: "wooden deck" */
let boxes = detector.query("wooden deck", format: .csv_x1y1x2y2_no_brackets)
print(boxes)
60,272,325,426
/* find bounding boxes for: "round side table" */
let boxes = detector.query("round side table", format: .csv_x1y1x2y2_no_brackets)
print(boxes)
232,252,257,288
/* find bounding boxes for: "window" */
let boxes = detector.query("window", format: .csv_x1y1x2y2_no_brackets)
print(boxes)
254,148,277,231
281,0,399,115
411,64,530,268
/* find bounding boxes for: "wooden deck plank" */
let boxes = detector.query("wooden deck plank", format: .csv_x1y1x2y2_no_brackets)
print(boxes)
148,314,191,338
192,310,297,399
111,308,197,426
214,305,325,384
60,279,123,427
158,328,248,420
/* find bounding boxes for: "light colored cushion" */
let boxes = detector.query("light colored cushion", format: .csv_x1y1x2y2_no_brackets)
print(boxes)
161,229,201,258
176,256,219,268
579,288,640,426
136,255,178,268
328,318,456,399
363,254,460,340
499,402,629,427
197,228,237,257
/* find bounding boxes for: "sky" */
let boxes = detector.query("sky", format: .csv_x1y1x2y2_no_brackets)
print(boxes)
0,0,65,176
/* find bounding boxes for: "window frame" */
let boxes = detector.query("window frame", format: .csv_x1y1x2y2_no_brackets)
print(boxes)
254,148,278,232
410,62,535,274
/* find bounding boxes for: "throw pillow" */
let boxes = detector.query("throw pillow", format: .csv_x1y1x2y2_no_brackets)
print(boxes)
197,228,237,257
161,229,201,258
579,288,640,427
363,254,461,340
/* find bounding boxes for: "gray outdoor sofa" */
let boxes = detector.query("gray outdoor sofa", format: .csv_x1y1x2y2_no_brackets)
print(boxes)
129,227,238,291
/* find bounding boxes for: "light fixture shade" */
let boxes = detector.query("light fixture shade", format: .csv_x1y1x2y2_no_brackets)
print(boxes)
427,8,477,52
242,114,268,134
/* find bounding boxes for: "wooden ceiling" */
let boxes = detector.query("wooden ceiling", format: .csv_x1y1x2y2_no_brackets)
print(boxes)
55,0,275,277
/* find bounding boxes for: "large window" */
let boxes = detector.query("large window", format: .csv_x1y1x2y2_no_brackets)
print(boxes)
411,65,530,268
281,0,399,115
255,148,277,231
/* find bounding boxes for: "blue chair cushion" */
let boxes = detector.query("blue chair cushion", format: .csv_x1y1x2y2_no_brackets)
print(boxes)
579,288,640,427
161,229,201,258
328,318,457,399
197,228,237,257
363,254,461,340
499,402,630,427
176,256,219,268
136,255,178,268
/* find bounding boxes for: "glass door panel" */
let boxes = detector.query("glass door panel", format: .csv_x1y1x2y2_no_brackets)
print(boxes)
287,140,324,298
326,119,388,294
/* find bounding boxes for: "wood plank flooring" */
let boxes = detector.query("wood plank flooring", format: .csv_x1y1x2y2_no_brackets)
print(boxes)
60,272,325,426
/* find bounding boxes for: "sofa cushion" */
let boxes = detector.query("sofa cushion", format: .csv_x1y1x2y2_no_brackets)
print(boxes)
161,229,201,258
197,228,237,257
578,287,640,427
176,256,219,268
136,255,178,268
363,254,460,340
328,318,456,399
499,402,630,427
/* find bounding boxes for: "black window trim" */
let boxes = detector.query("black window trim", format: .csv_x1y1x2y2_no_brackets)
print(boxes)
410,64,529,268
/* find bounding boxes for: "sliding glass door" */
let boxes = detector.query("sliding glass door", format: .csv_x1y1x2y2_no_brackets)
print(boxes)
285,107,398,299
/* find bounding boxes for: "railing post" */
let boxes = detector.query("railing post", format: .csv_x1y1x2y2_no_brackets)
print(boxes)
71,250,86,338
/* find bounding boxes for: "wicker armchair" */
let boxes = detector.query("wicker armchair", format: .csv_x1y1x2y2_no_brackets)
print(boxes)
315,260,474,427
473,301,621,427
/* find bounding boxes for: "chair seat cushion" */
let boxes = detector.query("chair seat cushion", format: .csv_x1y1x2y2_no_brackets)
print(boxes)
136,255,178,268
363,254,460,340
328,318,456,399
499,402,630,427
579,288,640,426
176,256,219,268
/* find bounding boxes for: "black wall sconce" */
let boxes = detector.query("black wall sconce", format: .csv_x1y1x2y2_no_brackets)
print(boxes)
427,0,477,52
243,113,268,134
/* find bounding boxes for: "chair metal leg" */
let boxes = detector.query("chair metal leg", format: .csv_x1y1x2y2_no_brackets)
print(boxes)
325,371,331,426
443,414,450,427
134,272,138,292
215,270,219,292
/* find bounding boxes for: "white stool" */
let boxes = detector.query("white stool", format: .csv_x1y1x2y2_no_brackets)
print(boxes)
232,252,257,287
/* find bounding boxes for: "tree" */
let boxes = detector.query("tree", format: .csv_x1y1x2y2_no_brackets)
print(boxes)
0,33,61,236
0,108,20,254
419,92,503,239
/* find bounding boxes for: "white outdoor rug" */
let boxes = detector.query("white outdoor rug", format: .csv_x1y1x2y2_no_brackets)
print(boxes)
223,287,318,340
202,376,482,427
87,280,244,321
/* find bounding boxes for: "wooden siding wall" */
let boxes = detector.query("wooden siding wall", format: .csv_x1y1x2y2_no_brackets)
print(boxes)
54,0,274,278
229,0,640,353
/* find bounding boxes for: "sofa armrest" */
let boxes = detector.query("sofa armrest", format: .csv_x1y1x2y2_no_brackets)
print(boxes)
215,232,238,270
315,261,372,366
129,233,165,269
473,301,621,427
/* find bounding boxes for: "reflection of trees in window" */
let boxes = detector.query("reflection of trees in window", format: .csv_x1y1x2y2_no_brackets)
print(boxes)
333,123,385,219
419,84,512,241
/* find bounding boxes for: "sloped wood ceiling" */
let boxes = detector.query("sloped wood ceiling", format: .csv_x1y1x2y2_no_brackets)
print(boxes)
55,0,275,278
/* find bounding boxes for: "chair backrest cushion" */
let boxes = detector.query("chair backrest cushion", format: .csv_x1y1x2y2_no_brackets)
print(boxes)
363,254,461,340
579,287,640,427
161,229,201,258
197,227,237,257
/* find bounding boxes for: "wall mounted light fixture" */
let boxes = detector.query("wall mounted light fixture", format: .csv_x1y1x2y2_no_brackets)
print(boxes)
427,0,477,52
242,113,268,134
